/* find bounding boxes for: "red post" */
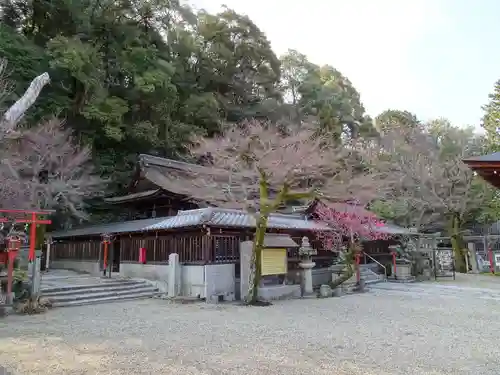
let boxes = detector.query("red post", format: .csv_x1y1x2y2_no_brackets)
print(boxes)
355,253,361,282
103,241,109,269
28,211,36,262
392,251,397,277
6,251,14,302
489,247,495,274
139,247,146,264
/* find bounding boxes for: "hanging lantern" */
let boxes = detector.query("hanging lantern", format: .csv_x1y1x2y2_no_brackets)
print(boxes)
7,236,21,252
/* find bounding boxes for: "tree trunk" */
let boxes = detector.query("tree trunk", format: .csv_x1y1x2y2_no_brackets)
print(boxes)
0,69,50,137
449,214,466,273
329,246,356,289
246,213,268,304
330,263,354,289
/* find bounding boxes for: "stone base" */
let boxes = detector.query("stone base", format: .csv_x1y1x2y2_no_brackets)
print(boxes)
388,276,416,283
301,293,317,299
206,292,236,304
258,284,301,301
332,286,342,297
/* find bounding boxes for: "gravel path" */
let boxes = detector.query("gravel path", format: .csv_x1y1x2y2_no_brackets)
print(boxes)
1,281,500,375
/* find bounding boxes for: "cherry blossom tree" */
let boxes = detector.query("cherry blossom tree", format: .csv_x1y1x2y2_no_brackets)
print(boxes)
375,119,488,272
179,120,389,304
313,201,389,287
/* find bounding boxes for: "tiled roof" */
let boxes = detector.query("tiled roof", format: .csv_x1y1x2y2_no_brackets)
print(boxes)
49,208,409,239
49,217,166,239
145,208,330,231
373,222,411,235
49,208,330,239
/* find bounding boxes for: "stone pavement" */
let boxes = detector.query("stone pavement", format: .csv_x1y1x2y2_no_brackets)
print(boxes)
372,277,500,301
3,276,500,374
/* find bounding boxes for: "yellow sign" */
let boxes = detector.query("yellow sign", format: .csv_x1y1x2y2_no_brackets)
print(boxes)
261,248,287,276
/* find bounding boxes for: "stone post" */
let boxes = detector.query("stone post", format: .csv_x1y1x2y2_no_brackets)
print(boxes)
467,242,479,274
298,237,316,296
45,239,51,271
30,250,42,297
240,241,253,302
299,261,315,295
168,253,181,297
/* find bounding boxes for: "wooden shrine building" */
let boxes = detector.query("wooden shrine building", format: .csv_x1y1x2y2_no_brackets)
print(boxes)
47,154,409,297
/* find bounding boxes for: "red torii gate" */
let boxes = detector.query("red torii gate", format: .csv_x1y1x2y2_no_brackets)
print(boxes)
0,209,52,304
0,209,53,261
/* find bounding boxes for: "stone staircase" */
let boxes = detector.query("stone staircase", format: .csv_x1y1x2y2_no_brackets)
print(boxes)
359,265,386,284
41,278,159,308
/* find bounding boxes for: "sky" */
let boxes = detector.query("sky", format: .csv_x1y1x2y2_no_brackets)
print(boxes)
186,0,500,129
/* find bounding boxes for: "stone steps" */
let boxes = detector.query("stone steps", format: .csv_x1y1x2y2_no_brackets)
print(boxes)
42,279,159,308
360,267,386,284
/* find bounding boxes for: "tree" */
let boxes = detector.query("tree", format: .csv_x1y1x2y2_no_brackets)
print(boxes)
0,59,104,236
375,109,419,133
279,50,377,141
313,201,389,287
481,80,500,152
377,118,488,272
175,121,386,304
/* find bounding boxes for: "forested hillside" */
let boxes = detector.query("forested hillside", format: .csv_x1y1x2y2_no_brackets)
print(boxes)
0,0,376,193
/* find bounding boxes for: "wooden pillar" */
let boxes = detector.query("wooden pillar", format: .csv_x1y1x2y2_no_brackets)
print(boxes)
202,227,212,264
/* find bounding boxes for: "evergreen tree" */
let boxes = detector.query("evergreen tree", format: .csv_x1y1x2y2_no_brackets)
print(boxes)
481,80,500,152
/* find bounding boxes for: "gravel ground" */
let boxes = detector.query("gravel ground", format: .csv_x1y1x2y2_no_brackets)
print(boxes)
2,280,500,375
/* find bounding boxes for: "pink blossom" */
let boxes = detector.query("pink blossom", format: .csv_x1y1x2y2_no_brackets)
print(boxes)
313,201,389,251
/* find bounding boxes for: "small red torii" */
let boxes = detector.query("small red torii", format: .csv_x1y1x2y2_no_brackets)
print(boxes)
0,209,53,261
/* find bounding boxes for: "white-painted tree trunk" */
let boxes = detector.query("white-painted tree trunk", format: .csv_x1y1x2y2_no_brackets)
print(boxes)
0,71,50,136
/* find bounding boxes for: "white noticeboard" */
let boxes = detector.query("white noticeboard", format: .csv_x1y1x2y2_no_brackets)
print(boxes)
494,254,500,267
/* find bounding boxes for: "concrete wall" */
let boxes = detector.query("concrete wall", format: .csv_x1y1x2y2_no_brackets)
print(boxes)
204,264,235,302
50,260,100,275
120,263,169,280
312,268,332,287
119,262,235,300
286,267,332,288
181,265,205,298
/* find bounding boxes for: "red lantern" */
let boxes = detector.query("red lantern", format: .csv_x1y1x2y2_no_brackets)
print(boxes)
7,237,21,252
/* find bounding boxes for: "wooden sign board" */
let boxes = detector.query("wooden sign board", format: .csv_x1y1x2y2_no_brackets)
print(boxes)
261,248,287,276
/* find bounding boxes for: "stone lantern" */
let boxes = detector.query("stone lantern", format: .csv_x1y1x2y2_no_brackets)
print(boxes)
298,237,317,296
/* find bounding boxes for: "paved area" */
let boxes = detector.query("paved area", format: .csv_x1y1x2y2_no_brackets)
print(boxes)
2,278,500,375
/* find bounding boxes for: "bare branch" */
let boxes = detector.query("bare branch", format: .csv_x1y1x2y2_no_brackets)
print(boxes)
374,120,486,227
168,120,392,212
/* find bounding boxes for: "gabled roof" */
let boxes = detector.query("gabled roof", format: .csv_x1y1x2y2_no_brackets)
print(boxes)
106,154,215,205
